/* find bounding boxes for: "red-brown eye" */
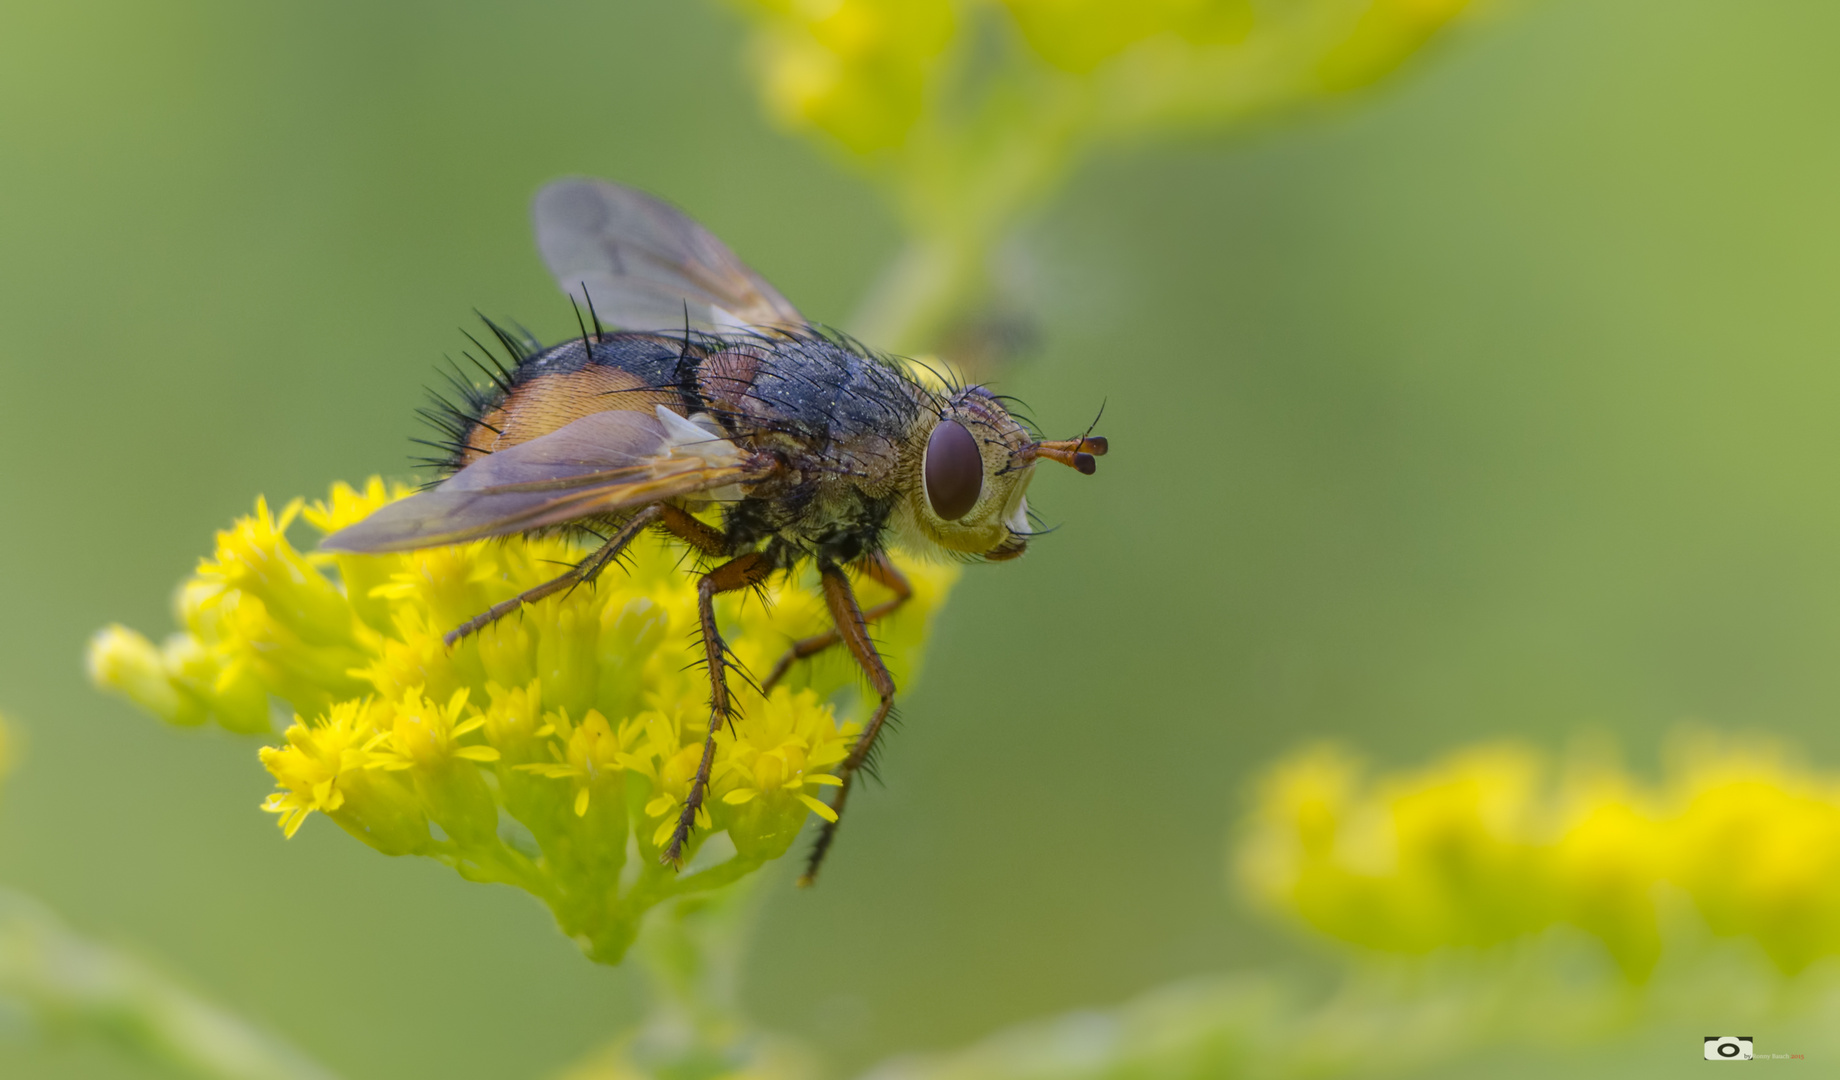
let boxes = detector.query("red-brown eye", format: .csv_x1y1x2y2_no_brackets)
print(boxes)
924,419,983,521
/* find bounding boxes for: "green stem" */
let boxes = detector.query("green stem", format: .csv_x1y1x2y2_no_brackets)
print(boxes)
619,878,769,1074
849,232,985,357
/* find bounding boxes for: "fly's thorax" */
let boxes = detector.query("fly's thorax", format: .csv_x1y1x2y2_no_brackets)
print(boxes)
892,387,1037,561
694,333,920,439
697,331,921,510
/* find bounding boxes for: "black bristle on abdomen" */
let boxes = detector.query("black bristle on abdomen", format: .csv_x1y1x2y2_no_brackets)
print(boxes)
414,314,523,477
478,314,539,366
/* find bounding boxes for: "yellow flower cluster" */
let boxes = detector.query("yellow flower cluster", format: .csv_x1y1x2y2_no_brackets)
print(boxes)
732,0,1478,159
998,0,1267,75
1239,735,1840,980
89,480,956,963
725,0,1483,354
741,0,956,156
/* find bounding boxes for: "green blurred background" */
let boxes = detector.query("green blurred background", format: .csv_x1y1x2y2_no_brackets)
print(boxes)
3,0,1840,1075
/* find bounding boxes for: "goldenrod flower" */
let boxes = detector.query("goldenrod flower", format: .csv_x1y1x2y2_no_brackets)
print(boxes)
90,480,957,963
715,687,857,859
725,0,1485,354
1000,0,1257,75
737,0,956,155
1240,734,1840,980
518,706,645,817
733,0,1479,159
1661,733,1840,974
258,698,429,854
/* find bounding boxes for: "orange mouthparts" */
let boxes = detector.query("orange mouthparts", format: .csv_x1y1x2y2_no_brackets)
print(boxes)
1033,436,1109,475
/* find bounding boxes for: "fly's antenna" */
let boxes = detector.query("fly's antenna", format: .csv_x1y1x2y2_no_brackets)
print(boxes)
1032,399,1109,475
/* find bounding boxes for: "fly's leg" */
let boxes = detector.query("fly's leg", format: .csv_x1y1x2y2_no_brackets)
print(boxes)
799,562,898,887
761,552,912,694
445,505,664,647
663,550,773,866
656,503,727,557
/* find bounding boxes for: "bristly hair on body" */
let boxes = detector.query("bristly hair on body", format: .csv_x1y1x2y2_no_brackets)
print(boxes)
409,314,1061,576
413,315,539,480
416,316,959,475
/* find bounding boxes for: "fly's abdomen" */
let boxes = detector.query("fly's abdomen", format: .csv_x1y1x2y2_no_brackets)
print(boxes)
427,332,692,472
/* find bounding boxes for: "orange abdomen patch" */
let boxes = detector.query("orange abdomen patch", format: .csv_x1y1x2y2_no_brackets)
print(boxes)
459,362,678,467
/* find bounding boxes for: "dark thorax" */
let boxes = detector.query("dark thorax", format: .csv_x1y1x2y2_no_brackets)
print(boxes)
687,331,929,569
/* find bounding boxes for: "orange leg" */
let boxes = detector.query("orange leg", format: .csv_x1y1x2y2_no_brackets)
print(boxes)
656,503,727,557
663,550,773,865
762,553,912,693
799,561,900,886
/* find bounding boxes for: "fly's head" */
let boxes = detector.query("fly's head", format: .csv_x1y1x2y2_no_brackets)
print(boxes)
894,386,1107,562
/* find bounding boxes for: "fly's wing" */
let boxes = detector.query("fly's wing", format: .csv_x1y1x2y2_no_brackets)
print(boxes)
320,410,764,553
534,178,805,333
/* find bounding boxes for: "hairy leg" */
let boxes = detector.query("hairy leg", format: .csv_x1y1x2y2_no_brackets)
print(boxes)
762,552,912,694
663,550,773,865
656,503,727,557
799,562,898,886
444,505,664,647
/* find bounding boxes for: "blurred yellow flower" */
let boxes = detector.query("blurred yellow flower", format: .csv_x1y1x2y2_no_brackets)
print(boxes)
741,0,956,155
1241,734,1840,980
90,479,957,963
1000,0,1257,74
1662,734,1840,974
726,0,1485,353
736,0,1478,156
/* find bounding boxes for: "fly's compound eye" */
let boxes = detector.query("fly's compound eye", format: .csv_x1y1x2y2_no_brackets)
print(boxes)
924,419,983,521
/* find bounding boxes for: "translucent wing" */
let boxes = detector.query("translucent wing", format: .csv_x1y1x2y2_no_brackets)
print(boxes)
320,410,766,553
534,178,805,333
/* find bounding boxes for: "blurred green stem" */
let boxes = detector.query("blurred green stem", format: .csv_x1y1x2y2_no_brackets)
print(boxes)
623,879,762,1076
850,232,985,357
850,72,1093,355
0,888,337,1080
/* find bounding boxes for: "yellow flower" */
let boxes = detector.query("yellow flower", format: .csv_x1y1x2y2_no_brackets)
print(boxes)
1000,0,1255,74
726,0,1486,354
258,698,420,849
1319,0,1476,91
1242,733,1840,981
92,480,959,963
739,0,956,155
369,687,500,770
1662,735,1840,974
733,0,1481,164
641,718,716,852
1241,743,1565,959
518,707,645,817
716,687,859,859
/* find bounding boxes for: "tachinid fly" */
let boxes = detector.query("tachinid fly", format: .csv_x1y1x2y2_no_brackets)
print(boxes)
322,178,1107,882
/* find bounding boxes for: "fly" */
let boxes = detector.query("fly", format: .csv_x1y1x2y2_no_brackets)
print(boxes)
322,178,1108,882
